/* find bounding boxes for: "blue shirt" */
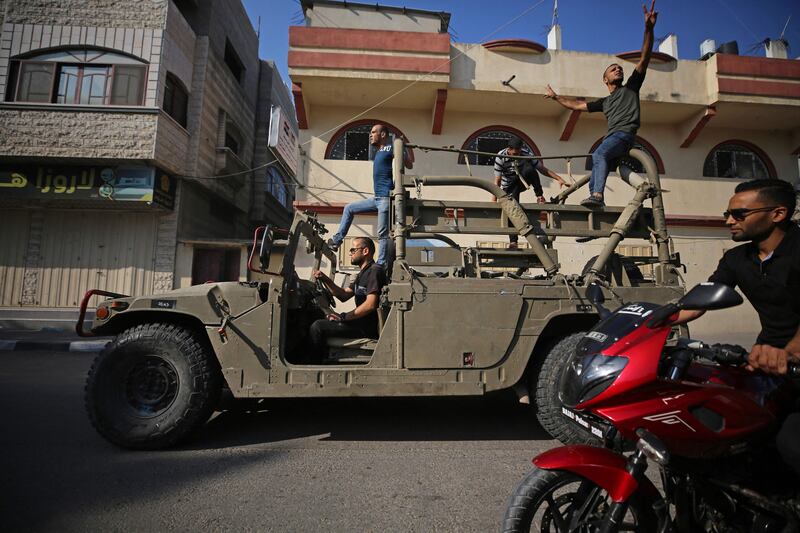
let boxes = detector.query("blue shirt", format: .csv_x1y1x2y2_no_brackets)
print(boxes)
372,143,396,197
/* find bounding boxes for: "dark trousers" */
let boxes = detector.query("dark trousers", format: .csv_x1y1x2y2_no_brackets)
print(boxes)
308,318,370,362
777,412,800,476
503,162,542,245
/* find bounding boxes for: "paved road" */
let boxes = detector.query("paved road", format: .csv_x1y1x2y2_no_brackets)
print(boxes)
0,351,559,532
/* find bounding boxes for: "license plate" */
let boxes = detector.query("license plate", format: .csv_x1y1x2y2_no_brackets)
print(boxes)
562,406,606,440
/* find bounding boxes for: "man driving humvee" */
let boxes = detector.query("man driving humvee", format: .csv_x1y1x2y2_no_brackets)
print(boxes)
308,236,387,362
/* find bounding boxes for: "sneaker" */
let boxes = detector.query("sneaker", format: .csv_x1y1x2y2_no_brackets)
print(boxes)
580,195,605,208
508,242,519,250
326,238,340,251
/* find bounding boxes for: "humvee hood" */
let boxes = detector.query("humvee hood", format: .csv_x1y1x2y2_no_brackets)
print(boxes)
120,282,262,324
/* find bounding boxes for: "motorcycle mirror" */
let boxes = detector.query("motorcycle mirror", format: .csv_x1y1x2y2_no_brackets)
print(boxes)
678,282,743,311
586,283,605,305
258,225,275,273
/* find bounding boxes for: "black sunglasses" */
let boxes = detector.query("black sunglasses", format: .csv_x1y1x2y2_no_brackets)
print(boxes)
723,206,778,221
348,247,366,253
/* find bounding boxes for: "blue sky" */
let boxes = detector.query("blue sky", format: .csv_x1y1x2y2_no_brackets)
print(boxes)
244,0,800,88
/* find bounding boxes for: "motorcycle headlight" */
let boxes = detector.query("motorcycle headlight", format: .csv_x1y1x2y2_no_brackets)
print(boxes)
560,353,628,408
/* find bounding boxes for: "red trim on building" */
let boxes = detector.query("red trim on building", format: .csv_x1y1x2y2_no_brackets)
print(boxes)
680,106,716,148
559,109,582,141
432,89,447,135
615,50,676,64
458,125,541,164
322,118,413,160
294,201,355,215
716,53,800,80
292,82,308,130
666,215,726,228
705,139,777,179
586,135,665,174
288,50,450,75
289,26,450,54
717,77,800,100
482,39,545,54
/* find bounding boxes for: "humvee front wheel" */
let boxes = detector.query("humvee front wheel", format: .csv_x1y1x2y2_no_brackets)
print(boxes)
85,323,221,450
533,332,596,445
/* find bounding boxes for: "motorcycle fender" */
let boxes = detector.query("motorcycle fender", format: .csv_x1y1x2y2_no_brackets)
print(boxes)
533,445,657,503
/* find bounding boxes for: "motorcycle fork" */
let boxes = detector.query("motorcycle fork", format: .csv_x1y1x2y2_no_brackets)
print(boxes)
598,448,650,533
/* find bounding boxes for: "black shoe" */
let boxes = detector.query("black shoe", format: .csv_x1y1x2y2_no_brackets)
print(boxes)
580,196,605,208
326,238,340,251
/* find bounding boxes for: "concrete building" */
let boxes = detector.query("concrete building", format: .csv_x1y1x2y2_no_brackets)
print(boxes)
289,0,800,342
0,0,296,328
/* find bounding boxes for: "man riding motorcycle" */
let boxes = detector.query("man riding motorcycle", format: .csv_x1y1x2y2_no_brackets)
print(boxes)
677,178,800,474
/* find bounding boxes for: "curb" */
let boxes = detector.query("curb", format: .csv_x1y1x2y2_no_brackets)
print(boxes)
0,339,109,352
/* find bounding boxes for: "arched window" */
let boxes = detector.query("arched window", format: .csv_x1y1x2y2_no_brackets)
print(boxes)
458,126,541,165
325,119,410,160
703,140,775,180
584,135,665,175
7,48,147,105
163,72,189,128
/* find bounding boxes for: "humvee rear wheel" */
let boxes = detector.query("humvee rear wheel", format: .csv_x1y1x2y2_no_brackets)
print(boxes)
85,323,221,450
533,332,596,445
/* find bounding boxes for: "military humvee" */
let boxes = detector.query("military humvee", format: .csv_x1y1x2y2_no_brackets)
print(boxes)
80,140,685,449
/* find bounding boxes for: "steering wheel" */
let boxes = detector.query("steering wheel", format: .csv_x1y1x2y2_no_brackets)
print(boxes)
314,277,336,310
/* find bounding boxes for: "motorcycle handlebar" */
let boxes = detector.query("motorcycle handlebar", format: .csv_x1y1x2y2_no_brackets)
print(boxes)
685,340,800,377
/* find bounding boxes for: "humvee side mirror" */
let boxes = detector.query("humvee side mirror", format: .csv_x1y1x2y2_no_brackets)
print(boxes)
259,225,274,273
586,282,611,320
586,283,605,305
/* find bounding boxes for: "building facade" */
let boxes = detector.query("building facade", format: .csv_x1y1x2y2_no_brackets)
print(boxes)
0,0,295,328
289,0,800,342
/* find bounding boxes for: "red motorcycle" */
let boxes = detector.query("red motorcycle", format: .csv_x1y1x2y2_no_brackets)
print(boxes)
502,282,800,532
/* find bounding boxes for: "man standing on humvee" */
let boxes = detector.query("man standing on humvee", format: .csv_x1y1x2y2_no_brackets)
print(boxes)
544,0,658,208
309,236,387,361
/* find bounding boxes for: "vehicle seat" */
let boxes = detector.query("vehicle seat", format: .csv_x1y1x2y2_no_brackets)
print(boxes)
325,305,387,352
326,337,378,351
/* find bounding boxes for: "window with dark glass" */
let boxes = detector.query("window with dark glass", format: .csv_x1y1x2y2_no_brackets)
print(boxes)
459,130,533,165
224,39,244,83
326,122,405,161
584,139,661,175
163,73,189,127
225,130,240,155
267,166,292,209
703,143,771,179
8,49,146,105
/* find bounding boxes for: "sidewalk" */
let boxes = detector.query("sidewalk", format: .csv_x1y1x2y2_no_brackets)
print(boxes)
0,328,110,352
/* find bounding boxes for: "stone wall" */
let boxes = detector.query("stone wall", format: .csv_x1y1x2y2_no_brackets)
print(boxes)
4,0,167,29
0,109,157,158
0,22,164,107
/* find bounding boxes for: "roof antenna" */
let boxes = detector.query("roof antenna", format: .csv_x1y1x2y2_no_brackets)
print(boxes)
779,14,791,41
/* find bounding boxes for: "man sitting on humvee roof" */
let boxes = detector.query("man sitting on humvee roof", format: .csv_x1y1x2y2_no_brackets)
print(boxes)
309,236,387,361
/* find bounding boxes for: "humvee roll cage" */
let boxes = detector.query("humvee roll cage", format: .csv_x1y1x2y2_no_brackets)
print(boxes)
268,138,676,287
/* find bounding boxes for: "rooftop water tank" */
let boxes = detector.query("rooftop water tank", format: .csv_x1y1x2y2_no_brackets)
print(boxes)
700,39,716,58
717,40,739,55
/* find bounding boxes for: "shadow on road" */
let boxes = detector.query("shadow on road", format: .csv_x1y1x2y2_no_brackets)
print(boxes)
187,393,553,450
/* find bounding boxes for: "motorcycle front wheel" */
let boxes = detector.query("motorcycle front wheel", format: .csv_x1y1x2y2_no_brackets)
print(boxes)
501,467,658,532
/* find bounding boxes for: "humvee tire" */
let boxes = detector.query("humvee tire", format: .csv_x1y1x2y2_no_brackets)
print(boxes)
85,323,221,449
533,332,595,445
